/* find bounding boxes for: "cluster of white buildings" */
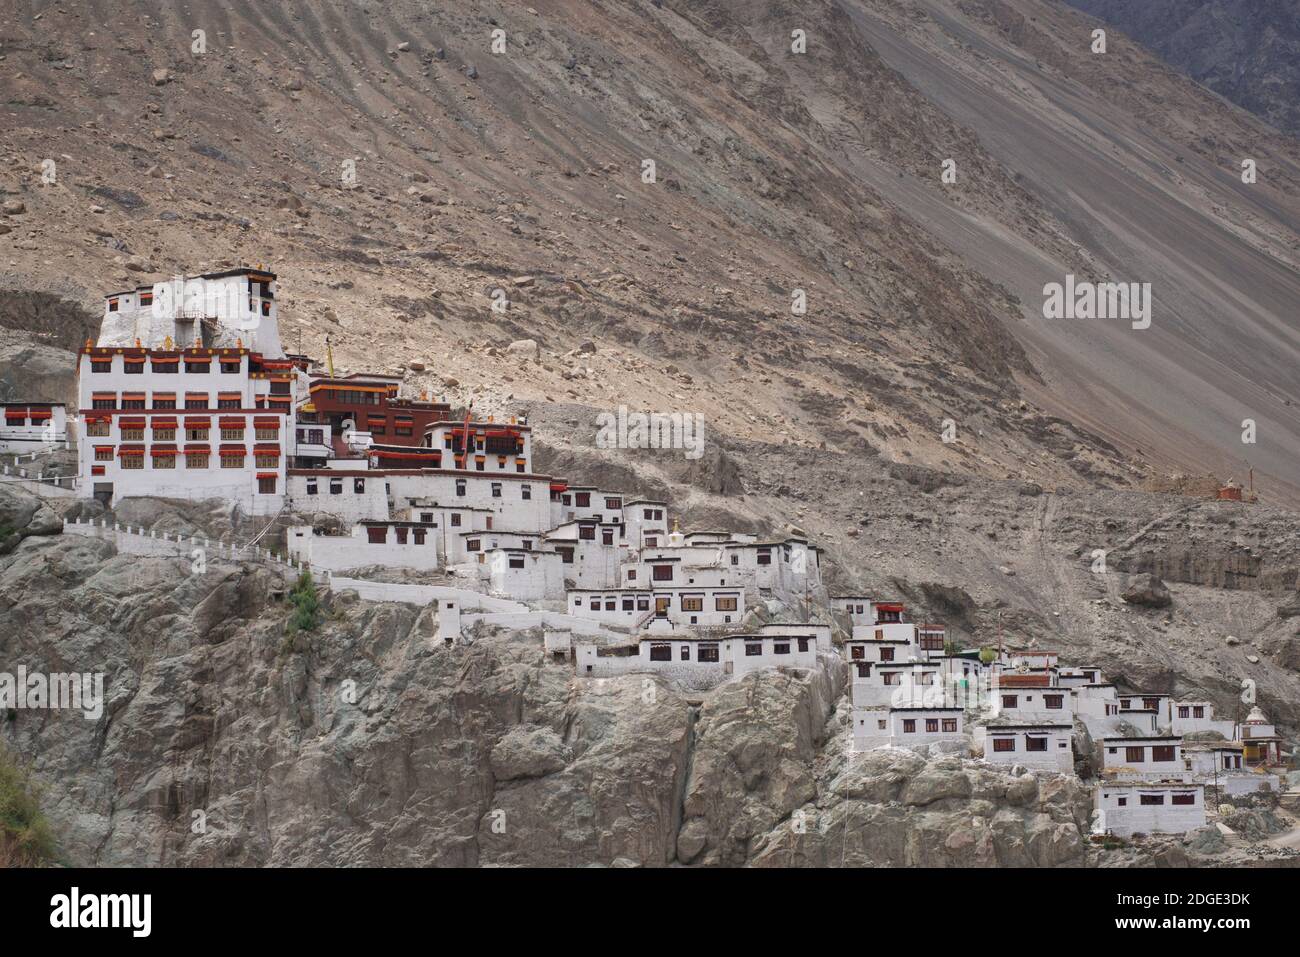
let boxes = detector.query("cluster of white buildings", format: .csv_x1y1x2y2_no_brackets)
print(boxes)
7,264,1286,848
840,629,1289,839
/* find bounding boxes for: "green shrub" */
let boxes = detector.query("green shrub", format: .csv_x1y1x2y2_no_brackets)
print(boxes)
287,570,321,634
0,743,58,866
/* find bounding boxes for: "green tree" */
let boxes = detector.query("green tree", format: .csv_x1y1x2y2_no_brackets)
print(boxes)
287,570,321,633
0,742,58,866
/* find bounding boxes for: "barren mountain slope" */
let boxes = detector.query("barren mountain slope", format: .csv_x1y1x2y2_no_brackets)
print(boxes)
2,0,1296,502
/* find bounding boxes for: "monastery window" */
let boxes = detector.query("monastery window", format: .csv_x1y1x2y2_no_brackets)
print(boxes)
745,643,762,657
91,360,112,373
798,638,809,653
1125,747,1145,763
627,569,637,581
121,428,144,441
516,461,526,473
269,381,291,396
578,525,595,541
153,453,177,470
413,529,426,545
186,427,209,442
992,738,1016,753
220,361,241,374
1116,797,1127,807
121,454,143,470
643,508,654,520
449,513,461,526
881,673,898,686
575,492,590,508
925,719,939,733
154,397,177,410
186,396,209,410
1193,706,1204,719
1025,736,1048,752
185,361,210,374
1152,746,1176,762
1178,706,1190,719
622,599,634,611
521,485,531,500
1044,695,1064,709
395,529,409,545
756,548,772,566
255,453,278,469
902,720,916,734
773,643,790,655
1171,794,1195,806
121,398,146,410
654,510,663,520
124,361,144,375
1002,695,1018,708
455,480,466,497
371,423,387,436
602,529,614,546
1139,794,1165,806
559,548,574,565
850,646,864,660
715,596,737,612
395,423,413,438
874,628,884,640
221,428,245,441
256,476,276,494
880,648,895,662
652,565,672,582
220,452,245,469
154,428,177,442
647,537,658,548
218,397,241,410
680,645,690,661
604,600,616,611
185,453,209,469
475,459,485,471
306,479,318,495
636,598,649,611
86,420,110,437
699,644,719,663
1143,697,1160,710
942,719,957,733
329,479,342,495
649,644,672,662
491,483,502,498
605,498,621,509
152,361,178,374
354,478,365,494
94,447,114,462
92,396,117,410
255,427,277,441
108,298,119,312
681,597,703,613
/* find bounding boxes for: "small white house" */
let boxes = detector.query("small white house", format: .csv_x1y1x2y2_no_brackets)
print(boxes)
574,632,821,684
1095,781,1206,838
1117,693,1172,728
1101,736,1185,777
852,706,965,752
287,522,440,572
0,402,67,454
982,723,1074,773
1170,700,1235,738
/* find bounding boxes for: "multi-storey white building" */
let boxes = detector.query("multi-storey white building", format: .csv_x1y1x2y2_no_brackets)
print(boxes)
1101,736,1186,778
853,706,965,752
